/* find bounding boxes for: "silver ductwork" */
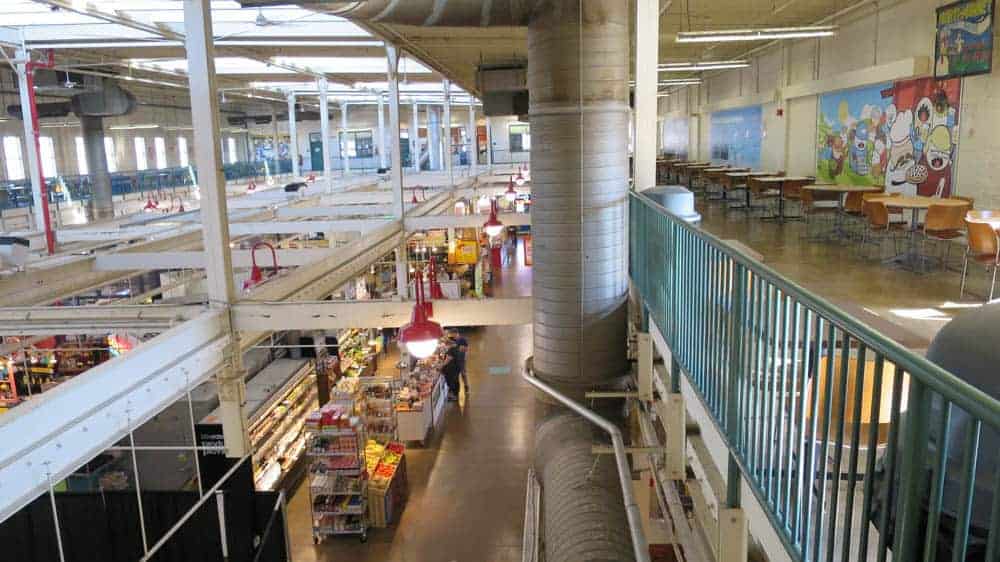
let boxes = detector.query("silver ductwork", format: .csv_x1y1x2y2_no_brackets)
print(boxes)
291,0,538,26
528,0,630,395
535,412,636,561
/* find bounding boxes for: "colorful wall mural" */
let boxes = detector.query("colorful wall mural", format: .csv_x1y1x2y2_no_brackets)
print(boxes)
935,0,995,79
661,116,689,158
816,77,961,196
709,106,763,169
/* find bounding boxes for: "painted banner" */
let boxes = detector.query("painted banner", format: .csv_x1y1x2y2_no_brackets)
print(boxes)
816,77,961,197
661,116,689,158
709,106,763,168
935,0,995,79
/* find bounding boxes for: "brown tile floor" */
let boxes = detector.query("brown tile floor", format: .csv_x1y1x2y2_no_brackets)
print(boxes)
287,239,538,562
695,197,992,347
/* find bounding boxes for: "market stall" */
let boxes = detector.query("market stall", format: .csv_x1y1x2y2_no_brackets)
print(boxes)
395,356,448,445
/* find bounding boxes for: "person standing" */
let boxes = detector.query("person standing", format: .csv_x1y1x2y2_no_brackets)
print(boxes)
440,338,462,401
448,330,470,395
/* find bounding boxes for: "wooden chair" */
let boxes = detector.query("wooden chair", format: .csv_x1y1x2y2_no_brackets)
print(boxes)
801,188,839,240
859,200,906,259
961,220,1000,301
921,202,971,269
951,195,975,209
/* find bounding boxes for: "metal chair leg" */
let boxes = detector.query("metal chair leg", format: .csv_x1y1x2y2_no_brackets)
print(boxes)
960,254,970,299
990,265,998,302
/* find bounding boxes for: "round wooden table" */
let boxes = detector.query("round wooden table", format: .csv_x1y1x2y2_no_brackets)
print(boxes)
803,184,883,239
967,210,1000,230
869,196,968,272
755,176,815,221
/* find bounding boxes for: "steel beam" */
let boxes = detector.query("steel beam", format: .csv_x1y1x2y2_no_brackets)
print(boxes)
404,213,531,230
92,248,347,271
634,0,659,192
0,304,204,335
228,219,386,236
275,205,395,219
341,103,351,174
233,297,533,331
288,93,300,177
0,311,228,523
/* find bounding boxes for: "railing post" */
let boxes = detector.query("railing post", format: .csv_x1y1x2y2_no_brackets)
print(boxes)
726,262,747,442
892,379,931,561
659,356,686,480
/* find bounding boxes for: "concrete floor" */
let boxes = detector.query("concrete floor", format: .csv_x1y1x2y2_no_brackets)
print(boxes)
287,240,539,562
695,197,990,347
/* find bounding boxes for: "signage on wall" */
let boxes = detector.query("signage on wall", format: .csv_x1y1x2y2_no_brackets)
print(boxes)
935,0,995,79
708,106,763,169
816,77,961,197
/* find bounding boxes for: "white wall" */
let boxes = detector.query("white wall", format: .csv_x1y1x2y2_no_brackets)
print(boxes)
658,0,1000,207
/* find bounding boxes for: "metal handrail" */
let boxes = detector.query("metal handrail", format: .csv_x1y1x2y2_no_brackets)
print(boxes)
523,364,651,562
629,190,1000,562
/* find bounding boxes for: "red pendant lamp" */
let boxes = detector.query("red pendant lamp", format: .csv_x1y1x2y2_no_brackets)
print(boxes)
514,165,526,187
504,177,518,202
483,199,504,237
243,241,278,291
399,267,443,359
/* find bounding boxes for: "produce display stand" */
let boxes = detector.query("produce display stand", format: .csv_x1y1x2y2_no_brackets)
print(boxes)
366,442,408,528
307,399,369,543
361,378,398,443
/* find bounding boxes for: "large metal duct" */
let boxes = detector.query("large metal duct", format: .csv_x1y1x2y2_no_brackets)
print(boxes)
535,412,634,561
274,0,537,26
71,82,137,221
528,0,630,395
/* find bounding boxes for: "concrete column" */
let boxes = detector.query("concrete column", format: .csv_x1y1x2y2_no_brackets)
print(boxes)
340,103,351,174
411,100,420,173
442,80,453,180
183,0,248,458
386,47,404,220
428,106,441,171
80,115,114,221
288,93,299,177
15,54,47,232
634,0,658,191
318,77,332,189
468,101,478,176
377,92,388,170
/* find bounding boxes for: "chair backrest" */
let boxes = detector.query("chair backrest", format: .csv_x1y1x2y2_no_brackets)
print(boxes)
966,220,1000,259
925,203,970,232
952,195,975,209
863,200,890,228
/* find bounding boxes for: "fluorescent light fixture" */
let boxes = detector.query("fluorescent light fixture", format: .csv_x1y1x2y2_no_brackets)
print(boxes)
658,79,702,85
676,26,837,43
659,60,750,71
657,93,671,97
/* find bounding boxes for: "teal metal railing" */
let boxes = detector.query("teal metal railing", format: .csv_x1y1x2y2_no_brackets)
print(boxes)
629,191,1000,562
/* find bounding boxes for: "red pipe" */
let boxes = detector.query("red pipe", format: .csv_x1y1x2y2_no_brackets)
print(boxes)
25,50,56,255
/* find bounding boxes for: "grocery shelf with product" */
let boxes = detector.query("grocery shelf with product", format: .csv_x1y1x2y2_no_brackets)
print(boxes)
197,358,318,492
336,328,381,378
306,400,369,543
361,379,398,443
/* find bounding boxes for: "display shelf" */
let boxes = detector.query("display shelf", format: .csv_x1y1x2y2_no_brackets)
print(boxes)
307,401,369,544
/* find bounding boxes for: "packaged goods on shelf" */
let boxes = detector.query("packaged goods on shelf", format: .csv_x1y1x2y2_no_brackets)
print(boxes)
307,398,369,542
362,380,398,443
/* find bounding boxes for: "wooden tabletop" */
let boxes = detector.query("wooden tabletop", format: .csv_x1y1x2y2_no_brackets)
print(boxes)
803,184,883,193
756,176,813,182
727,172,774,177
869,195,968,209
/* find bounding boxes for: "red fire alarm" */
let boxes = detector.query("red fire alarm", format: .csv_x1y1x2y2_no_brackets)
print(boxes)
776,108,784,117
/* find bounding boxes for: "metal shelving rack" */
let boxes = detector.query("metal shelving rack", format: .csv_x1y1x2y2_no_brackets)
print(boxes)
307,401,369,543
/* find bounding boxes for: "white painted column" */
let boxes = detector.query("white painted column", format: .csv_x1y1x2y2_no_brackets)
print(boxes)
318,77,332,190
377,92,388,170
442,80,453,182
387,46,408,300
341,103,351,174
485,117,494,171
287,93,299,178
411,100,420,173
270,107,279,176
183,0,248,458
468,101,478,176
15,52,45,232
634,0,658,191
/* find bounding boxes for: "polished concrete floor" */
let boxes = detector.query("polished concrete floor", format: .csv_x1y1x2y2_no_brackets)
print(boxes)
695,197,990,347
287,241,538,562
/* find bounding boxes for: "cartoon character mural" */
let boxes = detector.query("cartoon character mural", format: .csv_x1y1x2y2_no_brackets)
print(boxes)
816,77,960,196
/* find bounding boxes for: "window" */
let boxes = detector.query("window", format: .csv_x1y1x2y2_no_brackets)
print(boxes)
39,137,57,177
2,137,24,180
177,137,189,167
339,130,374,158
75,136,88,175
227,137,238,164
509,123,530,152
104,137,117,172
154,137,167,169
134,137,148,170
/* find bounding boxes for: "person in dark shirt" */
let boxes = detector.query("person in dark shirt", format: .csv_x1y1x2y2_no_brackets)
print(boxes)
447,330,470,395
441,340,462,401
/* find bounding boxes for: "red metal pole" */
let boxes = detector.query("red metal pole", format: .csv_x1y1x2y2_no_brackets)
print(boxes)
25,50,56,255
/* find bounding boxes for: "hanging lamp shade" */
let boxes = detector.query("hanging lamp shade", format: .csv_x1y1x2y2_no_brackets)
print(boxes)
399,269,443,359
505,178,518,202
483,199,504,237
